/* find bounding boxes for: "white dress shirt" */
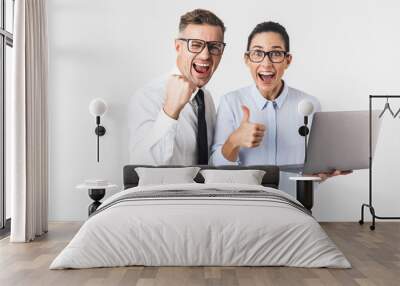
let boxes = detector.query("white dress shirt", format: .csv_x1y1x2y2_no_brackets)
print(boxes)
210,82,321,166
129,71,216,165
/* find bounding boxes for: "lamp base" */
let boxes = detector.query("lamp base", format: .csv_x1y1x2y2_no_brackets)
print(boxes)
88,188,105,216
298,126,309,136
95,126,106,136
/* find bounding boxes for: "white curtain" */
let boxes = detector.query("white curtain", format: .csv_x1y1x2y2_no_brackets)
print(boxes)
9,0,48,242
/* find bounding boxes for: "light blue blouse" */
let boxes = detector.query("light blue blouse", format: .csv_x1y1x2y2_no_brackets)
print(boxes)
210,83,321,166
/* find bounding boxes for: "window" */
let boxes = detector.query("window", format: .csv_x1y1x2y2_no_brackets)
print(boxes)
0,0,14,234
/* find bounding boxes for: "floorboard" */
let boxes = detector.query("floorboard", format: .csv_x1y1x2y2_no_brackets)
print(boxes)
0,222,399,286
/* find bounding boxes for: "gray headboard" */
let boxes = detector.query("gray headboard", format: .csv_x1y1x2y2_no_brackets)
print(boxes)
123,165,280,189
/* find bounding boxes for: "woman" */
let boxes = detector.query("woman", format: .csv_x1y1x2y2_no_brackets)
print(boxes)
210,21,349,180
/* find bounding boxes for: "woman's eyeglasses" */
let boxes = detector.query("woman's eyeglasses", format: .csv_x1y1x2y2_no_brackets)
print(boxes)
245,49,288,63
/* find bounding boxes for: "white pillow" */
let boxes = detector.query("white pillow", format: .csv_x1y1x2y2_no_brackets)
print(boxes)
135,167,201,186
200,169,266,185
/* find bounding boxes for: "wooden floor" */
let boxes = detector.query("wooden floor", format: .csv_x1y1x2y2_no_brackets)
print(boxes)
0,222,399,286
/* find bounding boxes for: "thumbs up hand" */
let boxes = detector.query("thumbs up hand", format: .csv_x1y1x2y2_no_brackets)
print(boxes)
241,105,251,123
232,106,266,148
221,106,266,162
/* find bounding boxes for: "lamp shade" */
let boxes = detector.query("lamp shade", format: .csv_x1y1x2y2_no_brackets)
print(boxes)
89,98,107,117
298,99,314,116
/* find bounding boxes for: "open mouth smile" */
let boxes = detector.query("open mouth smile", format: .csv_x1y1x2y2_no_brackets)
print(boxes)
258,71,276,83
193,62,211,75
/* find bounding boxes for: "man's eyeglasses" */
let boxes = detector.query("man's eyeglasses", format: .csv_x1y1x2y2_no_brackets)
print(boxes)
245,49,289,63
178,38,226,56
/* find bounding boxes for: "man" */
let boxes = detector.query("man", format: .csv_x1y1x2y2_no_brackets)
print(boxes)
210,21,350,180
129,9,226,165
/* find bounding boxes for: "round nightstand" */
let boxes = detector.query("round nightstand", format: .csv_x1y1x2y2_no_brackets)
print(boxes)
76,183,118,216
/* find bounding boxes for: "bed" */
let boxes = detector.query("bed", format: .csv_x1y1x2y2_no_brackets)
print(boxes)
50,165,350,269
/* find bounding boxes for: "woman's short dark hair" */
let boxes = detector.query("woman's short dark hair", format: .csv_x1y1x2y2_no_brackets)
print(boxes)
247,21,289,52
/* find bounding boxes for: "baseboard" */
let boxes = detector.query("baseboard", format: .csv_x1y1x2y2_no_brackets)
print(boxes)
0,218,11,239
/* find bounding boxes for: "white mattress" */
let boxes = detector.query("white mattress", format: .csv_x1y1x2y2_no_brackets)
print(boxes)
50,183,350,269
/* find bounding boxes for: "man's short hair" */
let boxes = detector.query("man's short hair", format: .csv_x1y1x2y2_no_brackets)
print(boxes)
179,9,226,34
247,21,290,52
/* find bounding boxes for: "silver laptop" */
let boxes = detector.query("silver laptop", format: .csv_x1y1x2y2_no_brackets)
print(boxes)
281,110,381,174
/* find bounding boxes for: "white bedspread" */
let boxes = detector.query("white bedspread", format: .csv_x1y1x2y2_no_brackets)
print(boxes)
50,183,350,269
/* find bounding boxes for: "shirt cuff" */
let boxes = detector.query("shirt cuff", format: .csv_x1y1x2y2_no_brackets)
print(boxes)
210,146,240,166
154,108,178,132
148,109,178,147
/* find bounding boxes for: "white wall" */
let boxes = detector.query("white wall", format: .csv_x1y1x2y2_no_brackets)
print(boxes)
48,0,400,221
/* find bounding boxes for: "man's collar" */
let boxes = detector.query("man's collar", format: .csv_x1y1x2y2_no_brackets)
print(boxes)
251,81,289,110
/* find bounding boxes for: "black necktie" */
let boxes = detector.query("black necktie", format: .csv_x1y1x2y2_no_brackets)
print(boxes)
195,89,208,165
